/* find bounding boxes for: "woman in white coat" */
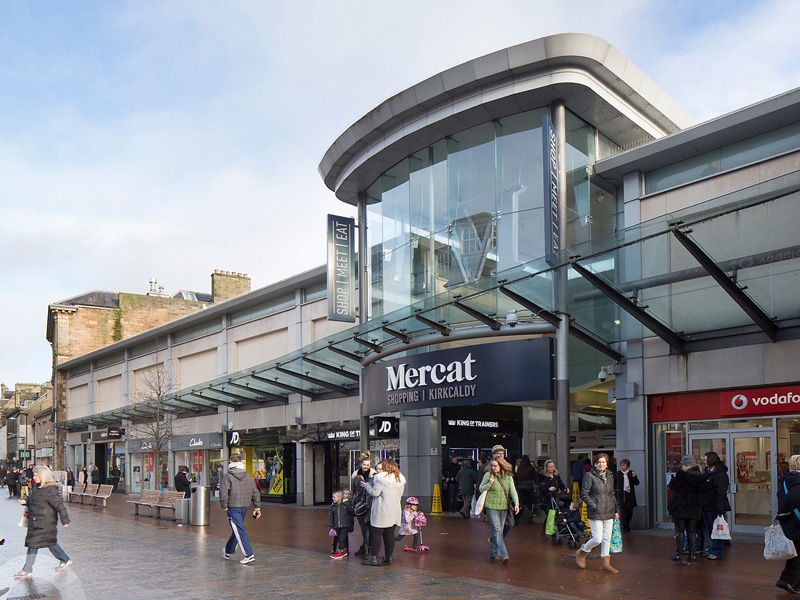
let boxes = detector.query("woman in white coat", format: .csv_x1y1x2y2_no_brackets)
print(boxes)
361,458,406,566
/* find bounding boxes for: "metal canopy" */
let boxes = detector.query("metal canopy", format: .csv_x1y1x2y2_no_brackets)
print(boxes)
570,261,686,354
672,228,777,341
58,170,800,431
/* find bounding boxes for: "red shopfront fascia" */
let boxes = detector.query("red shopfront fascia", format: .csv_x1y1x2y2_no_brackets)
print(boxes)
651,383,800,423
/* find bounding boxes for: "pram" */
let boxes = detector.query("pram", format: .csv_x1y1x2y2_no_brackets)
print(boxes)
547,492,582,549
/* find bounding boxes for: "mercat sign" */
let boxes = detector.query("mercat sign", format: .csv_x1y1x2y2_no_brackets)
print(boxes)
361,338,553,416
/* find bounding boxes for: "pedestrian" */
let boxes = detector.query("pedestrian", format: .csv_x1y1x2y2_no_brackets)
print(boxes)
614,459,639,533
395,497,425,552
700,451,731,560
13,466,72,580
514,455,540,523
220,453,261,565
776,454,800,593
78,466,88,485
66,467,75,492
565,500,588,537
328,490,355,559
539,459,568,536
90,465,100,485
442,456,461,512
0,465,6,487
175,466,193,496
18,469,30,499
455,459,482,518
576,452,620,574
350,452,376,557
479,456,519,564
668,454,705,564
571,455,586,488
360,458,406,567
488,444,506,466
5,468,16,497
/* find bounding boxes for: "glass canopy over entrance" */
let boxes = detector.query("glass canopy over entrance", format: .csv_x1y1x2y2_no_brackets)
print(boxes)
59,170,800,429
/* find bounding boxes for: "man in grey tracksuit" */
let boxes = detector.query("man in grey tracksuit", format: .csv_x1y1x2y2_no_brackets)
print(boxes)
221,453,261,564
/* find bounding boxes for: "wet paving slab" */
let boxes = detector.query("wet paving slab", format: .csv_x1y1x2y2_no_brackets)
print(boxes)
0,493,788,600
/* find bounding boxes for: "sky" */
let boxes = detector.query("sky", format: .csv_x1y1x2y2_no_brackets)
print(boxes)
1,0,798,388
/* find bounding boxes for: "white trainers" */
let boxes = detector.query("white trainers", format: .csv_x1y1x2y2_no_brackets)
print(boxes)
223,548,231,560
55,560,73,571
240,555,255,565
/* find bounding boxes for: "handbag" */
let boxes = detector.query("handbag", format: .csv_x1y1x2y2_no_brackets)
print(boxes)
475,491,487,515
19,511,28,528
711,515,731,540
610,518,623,553
545,509,557,535
765,520,797,561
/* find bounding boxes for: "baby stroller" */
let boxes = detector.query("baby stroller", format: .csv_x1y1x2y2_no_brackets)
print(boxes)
547,493,581,549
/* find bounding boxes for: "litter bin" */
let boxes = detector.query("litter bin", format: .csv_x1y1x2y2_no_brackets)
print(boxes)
190,485,211,526
177,497,191,525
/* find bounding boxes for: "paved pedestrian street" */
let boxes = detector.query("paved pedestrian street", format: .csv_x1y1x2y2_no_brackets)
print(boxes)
0,493,790,600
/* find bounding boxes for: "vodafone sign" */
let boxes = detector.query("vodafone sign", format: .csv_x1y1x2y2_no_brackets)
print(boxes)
720,385,800,417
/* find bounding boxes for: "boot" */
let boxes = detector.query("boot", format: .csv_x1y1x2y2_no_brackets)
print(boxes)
382,555,393,565
672,531,684,561
361,555,379,566
354,545,366,557
599,556,619,574
575,548,589,569
687,550,695,564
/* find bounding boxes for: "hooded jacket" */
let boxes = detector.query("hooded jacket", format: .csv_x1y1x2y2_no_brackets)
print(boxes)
668,466,705,521
778,470,800,542
364,471,407,528
329,500,355,531
581,467,617,520
220,465,261,510
23,481,70,549
700,464,732,514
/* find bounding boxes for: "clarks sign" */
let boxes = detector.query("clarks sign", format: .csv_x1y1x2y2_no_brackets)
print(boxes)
362,339,553,416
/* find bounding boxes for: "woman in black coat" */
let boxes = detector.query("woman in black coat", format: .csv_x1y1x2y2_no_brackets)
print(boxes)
668,455,706,564
514,455,540,523
91,465,100,485
700,451,731,560
776,455,800,593
14,466,71,579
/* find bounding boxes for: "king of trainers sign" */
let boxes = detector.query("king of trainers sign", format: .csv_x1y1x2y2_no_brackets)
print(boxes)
361,338,553,416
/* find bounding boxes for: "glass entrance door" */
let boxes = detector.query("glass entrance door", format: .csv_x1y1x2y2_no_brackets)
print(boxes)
688,431,774,534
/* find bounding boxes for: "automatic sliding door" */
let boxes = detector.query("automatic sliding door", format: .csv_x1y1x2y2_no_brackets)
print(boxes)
731,434,772,528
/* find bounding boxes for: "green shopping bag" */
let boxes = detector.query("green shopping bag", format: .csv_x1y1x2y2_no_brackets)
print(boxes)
545,509,557,535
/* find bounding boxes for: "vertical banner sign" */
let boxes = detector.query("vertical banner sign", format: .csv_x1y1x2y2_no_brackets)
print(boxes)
327,214,356,322
542,114,560,266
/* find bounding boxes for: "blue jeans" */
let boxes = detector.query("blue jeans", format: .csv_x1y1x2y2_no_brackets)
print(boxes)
356,514,369,548
23,544,70,573
702,510,724,559
225,507,253,557
486,508,514,558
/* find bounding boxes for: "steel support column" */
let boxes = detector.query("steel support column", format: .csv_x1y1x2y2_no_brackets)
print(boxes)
357,194,370,454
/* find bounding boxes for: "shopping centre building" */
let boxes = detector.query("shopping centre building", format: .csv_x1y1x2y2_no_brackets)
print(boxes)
56,34,800,534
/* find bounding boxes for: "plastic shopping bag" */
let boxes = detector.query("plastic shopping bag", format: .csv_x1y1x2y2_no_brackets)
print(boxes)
610,518,623,553
765,521,797,561
711,515,731,540
545,509,557,535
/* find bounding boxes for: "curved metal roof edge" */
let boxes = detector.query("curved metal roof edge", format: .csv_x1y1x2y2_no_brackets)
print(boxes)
595,87,800,182
319,33,694,202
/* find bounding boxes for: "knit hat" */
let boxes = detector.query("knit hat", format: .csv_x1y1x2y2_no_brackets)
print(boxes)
491,444,505,455
681,454,696,467
406,497,419,505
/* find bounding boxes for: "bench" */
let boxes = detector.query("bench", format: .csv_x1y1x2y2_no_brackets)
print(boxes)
152,490,186,519
67,483,86,503
78,484,99,504
86,484,114,507
127,490,162,516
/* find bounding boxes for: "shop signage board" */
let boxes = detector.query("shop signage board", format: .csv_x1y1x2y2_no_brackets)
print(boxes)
721,384,800,417
362,338,553,416
326,214,356,323
542,114,560,266
172,433,224,451
324,417,399,441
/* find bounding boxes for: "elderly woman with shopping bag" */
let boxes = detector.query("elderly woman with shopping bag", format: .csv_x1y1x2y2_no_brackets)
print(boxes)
774,454,800,593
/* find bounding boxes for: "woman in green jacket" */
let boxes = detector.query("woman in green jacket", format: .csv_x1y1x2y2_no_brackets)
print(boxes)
479,457,519,564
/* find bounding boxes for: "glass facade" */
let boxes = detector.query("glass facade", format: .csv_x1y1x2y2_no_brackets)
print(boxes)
365,107,618,318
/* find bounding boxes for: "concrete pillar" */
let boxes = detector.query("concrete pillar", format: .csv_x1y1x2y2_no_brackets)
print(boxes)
399,409,437,512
